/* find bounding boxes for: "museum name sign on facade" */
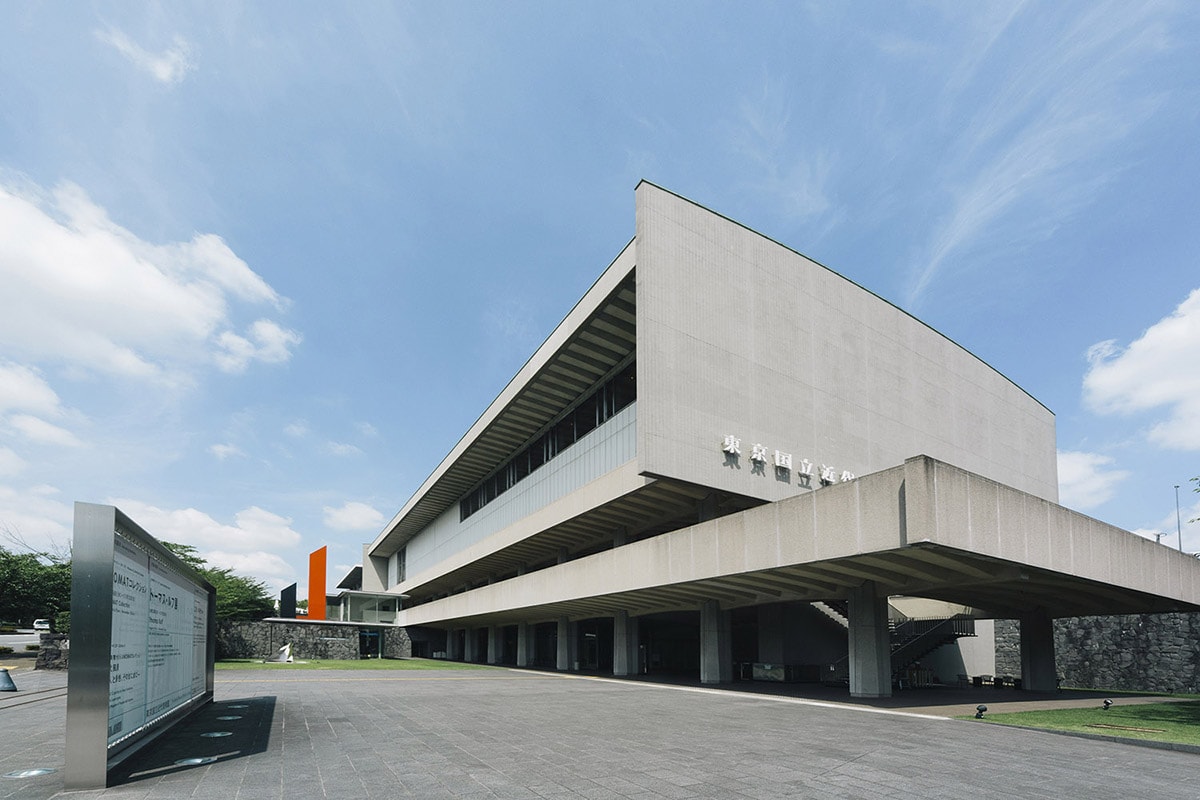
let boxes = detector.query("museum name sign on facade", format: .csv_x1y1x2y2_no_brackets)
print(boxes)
721,434,856,486
65,503,216,790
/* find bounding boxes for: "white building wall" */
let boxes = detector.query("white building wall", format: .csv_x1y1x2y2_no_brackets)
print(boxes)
401,403,637,582
634,181,1058,505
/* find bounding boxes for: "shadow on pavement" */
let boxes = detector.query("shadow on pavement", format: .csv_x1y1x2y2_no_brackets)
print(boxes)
107,695,276,786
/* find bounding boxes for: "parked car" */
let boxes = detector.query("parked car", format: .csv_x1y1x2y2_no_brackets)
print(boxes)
33,619,51,631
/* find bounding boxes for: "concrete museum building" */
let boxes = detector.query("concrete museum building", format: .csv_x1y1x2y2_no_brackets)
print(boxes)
362,182,1200,697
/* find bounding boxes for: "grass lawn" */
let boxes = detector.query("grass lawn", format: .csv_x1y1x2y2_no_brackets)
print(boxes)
215,657,499,672
962,700,1200,747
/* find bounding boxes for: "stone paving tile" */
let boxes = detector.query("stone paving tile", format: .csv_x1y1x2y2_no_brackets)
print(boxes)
2,667,1199,798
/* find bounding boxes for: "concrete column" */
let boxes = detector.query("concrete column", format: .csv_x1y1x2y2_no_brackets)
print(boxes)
487,625,500,665
700,599,732,684
613,611,639,676
1019,609,1057,692
464,628,477,663
446,629,461,660
516,622,530,668
848,581,891,698
556,617,571,670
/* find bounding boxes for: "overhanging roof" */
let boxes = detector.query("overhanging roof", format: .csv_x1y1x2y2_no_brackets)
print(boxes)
370,245,637,558
398,455,1200,627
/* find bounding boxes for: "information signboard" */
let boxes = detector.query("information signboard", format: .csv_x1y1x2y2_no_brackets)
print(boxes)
66,503,216,789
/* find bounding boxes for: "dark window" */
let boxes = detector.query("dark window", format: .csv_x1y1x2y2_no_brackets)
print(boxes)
576,392,599,438
460,360,636,520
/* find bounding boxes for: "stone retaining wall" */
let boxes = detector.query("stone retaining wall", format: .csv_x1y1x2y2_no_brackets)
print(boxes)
217,620,412,661
35,633,69,671
993,613,1200,693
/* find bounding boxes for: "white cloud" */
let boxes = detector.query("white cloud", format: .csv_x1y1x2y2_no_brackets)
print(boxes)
284,421,310,438
906,3,1174,305
9,414,83,448
0,179,299,382
208,443,244,460
0,448,26,478
356,421,379,438
202,549,296,594
326,441,363,457
323,501,385,532
215,320,303,374
0,362,62,416
1083,288,1200,450
96,28,195,85
0,484,73,555
110,500,302,554
1057,450,1131,511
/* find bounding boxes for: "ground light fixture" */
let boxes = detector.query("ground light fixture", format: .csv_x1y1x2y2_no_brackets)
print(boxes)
1103,699,1113,710
975,705,987,719
200,731,233,738
174,757,219,767
3,769,57,779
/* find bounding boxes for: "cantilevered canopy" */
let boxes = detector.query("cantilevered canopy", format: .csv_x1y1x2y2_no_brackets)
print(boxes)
398,455,1200,628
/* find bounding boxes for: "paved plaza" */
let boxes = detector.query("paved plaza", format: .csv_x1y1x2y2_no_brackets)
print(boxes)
1,663,1196,799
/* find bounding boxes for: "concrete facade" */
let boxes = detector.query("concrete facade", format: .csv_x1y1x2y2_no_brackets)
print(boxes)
364,183,1200,697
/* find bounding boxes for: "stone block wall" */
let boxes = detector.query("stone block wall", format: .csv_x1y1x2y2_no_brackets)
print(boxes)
993,613,1200,693
217,621,411,661
34,633,69,671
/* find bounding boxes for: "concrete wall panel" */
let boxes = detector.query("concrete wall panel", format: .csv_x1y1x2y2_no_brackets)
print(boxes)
635,182,1058,513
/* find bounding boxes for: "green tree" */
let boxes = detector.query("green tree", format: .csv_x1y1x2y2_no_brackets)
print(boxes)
0,546,71,625
162,542,275,621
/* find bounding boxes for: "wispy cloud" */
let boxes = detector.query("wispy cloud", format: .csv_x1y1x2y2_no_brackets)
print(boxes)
10,415,82,448
208,443,244,460
905,3,1174,306
1083,288,1200,450
1057,450,1131,511
728,70,832,223
95,28,195,85
326,441,363,457
323,501,385,532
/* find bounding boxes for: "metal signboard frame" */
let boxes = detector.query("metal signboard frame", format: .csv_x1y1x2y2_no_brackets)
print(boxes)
65,502,216,789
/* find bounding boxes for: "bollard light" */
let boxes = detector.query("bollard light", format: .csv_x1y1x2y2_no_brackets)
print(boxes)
975,704,987,719
1102,699,1113,710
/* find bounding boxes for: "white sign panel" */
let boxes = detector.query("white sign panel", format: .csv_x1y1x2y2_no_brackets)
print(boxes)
107,533,208,747
107,535,148,745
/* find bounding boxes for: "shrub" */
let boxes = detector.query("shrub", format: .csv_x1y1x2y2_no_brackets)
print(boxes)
54,611,70,635
25,644,39,652
0,646,12,655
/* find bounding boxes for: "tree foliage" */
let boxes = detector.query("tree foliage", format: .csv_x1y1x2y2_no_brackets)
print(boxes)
0,546,71,625
162,542,275,621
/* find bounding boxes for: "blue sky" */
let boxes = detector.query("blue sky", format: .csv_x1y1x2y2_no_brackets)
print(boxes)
1,2,1198,595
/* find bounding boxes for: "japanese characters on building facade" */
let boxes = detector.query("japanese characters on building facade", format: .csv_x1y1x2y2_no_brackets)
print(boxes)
721,434,856,486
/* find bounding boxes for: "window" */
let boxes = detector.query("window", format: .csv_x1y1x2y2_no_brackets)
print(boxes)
460,360,636,520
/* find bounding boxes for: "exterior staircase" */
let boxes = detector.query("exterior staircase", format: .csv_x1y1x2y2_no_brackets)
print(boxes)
819,603,976,686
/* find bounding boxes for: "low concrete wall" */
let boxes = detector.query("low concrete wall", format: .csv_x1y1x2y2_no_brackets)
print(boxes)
994,613,1200,693
217,621,412,661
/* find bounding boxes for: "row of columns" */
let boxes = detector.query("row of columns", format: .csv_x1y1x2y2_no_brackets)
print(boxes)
442,589,1058,696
